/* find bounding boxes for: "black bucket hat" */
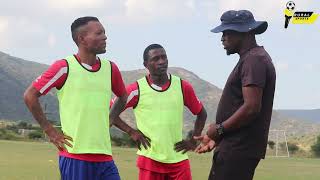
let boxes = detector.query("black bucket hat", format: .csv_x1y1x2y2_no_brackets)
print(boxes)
211,10,268,34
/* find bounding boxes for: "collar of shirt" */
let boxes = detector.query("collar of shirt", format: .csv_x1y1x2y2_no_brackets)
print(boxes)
239,45,261,59
74,54,100,70
147,73,171,90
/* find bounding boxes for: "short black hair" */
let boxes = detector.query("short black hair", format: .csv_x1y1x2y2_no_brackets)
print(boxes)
71,16,99,44
143,44,164,62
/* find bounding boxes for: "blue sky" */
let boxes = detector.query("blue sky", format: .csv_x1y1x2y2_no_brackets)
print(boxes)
0,0,319,109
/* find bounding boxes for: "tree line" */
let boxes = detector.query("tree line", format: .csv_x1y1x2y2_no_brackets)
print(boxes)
1,121,320,157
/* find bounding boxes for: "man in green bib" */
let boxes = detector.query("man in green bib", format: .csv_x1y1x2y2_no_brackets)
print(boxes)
24,16,127,180
110,44,207,180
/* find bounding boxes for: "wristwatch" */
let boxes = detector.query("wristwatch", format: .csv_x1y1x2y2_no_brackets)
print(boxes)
216,123,225,136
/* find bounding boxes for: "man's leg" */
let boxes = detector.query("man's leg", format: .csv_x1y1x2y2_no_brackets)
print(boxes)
99,160,121,180
208,152,260,180
59,156,98,180
139,168,168,180
59,156,121,180
208,151,219,180
167,161,192,180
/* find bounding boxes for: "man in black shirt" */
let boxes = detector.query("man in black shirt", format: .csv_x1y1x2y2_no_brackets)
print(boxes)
195,10,276,180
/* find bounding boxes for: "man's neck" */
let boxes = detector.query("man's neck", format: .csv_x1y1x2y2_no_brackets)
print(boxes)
149,73,169,86
77,50,97,66
238,35,258,56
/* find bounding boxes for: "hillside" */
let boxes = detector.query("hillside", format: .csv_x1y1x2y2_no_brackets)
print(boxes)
0,51,58,121
1,51,320,140
277,109,320,123
0,51,221,128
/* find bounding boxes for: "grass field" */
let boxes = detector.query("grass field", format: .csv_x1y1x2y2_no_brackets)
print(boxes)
0,140,320,180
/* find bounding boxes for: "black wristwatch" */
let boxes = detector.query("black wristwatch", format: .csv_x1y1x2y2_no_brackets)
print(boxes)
216,123,225,136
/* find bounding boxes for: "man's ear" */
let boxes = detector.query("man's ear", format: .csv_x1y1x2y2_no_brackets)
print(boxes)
78,34,85,45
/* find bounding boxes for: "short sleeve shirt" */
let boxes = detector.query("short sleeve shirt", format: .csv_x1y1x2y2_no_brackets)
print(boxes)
32,55,126,162
216,46,276,159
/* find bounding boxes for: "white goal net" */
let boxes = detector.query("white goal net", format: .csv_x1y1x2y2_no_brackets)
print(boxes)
266,129,290,157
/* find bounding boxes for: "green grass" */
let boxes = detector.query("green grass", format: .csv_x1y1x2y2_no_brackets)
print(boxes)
0,140,320,180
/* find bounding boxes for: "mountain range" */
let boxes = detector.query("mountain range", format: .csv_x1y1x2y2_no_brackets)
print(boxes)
277,109,320,123
1,51,320,145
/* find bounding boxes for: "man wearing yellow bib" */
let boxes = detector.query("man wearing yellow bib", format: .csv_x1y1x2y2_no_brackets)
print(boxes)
24,16,128,180
110,44,207,180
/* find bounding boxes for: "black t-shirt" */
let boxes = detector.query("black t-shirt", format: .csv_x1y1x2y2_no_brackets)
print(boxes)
216,46,276,159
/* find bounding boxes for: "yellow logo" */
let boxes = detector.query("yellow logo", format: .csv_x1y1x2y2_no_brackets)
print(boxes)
284,1,318,29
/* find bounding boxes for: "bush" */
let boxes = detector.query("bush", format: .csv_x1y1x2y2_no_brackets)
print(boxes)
28,130,44,139
6,125,19,133
17,121,33,129
111,133,136,147
278,142,299,154
0,129,22,140
311,135,320,157
268,140,275,149
287,143,299,154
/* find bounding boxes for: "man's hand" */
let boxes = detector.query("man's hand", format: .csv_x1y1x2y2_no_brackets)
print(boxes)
23,85,73,151
129,129,151,150
194,135,216,154
45,126,73,151
174,139,198,154
206,123,219,141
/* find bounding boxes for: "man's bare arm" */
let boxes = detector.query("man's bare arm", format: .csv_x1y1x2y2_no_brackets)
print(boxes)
110,96,151,150
23,85,72,150
175,107,207,154
207,85,263,140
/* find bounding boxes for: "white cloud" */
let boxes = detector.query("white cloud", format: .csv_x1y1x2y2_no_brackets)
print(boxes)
124,0,196,23
301,63,320,72
303,63,314,71
46,0,105,9
185,0,196,10
0,16,10,49
0,16,48,51
215,0,284,22
275,62,289,72
0,16,9,33
16,17,45,34
274,62,319,73
48,33,57,48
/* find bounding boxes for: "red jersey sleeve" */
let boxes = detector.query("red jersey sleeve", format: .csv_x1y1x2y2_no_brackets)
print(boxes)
32,59,68,95
110,82,139,110
181,80,203,115
125,82,139,109
110,62,126,97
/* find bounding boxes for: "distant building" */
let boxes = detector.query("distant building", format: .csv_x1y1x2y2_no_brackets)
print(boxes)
18,129,36,137
0,121,6,128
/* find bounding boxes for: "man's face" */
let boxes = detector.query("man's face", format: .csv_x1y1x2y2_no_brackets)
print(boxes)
144,48,168,76
221,30,244,55
81,21,107,54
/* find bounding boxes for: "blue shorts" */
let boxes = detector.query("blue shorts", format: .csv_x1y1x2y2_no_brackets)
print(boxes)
59,156,121,180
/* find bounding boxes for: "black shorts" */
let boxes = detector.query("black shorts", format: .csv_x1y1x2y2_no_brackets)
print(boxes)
208,151,260,180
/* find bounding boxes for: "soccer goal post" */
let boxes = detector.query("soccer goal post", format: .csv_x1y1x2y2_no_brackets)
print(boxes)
267,129,290,157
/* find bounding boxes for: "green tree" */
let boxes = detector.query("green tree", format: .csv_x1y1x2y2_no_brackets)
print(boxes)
17,121,28,129
17,121,33,129
28,130,44,139
0,129,21,140
278,142,299,154
311,135,320,157
111,132,135,147
287,142,299,154
6,124,19,133
268,140,275,149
